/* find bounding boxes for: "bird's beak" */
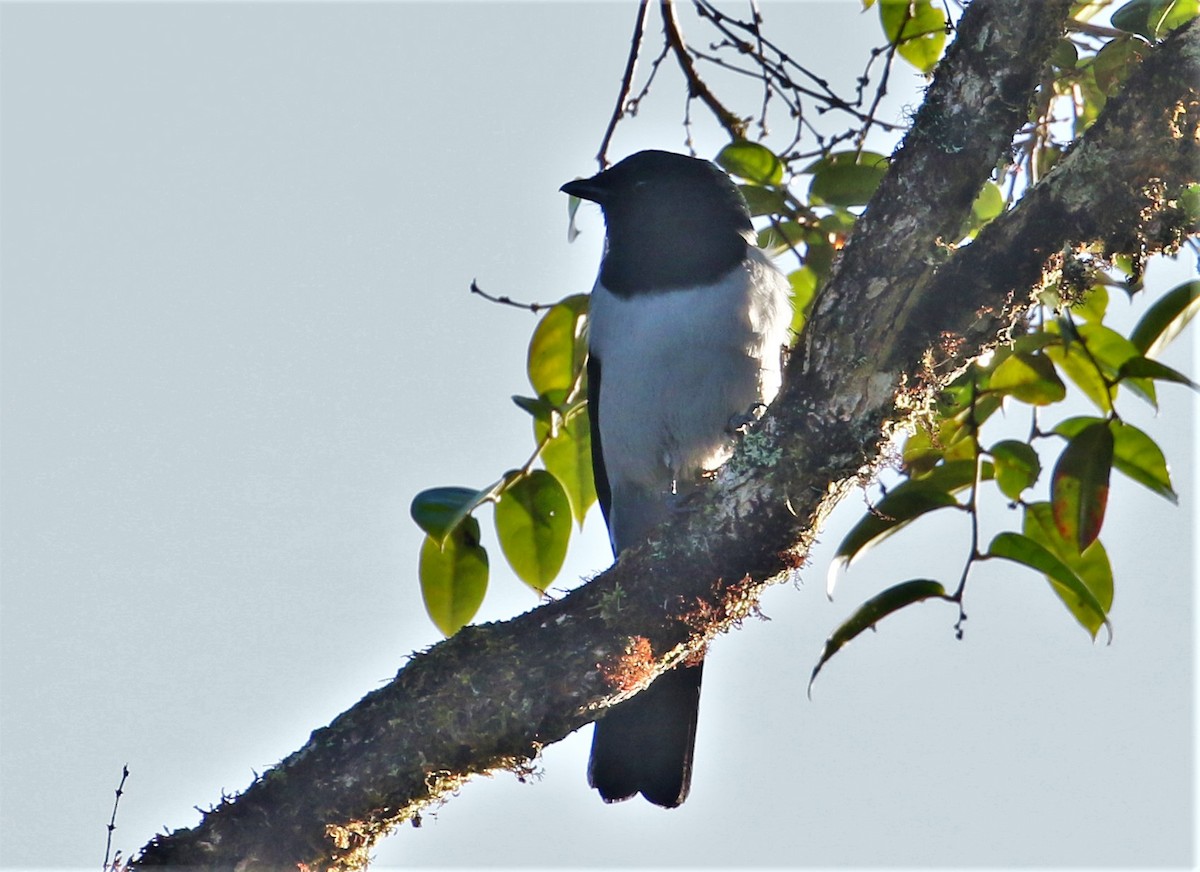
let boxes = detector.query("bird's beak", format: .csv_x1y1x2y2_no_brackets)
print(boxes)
560,176,606,204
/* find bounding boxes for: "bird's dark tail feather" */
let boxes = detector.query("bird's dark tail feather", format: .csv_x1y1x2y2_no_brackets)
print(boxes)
587,662,703,808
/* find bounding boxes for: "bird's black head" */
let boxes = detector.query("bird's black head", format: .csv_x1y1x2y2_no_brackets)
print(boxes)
561,150,753,296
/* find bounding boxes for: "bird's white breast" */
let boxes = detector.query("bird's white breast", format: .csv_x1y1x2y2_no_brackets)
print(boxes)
587,248,792,506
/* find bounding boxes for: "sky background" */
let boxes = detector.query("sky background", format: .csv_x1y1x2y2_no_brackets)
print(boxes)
1,2,1195,869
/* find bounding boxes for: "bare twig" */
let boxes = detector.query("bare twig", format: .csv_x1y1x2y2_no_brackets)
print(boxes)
469,280,550,314
597,1,651,169
104,764,130,870
661,0,747,139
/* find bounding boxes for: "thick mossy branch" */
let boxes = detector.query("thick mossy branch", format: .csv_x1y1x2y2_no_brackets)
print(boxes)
133,6,1198,870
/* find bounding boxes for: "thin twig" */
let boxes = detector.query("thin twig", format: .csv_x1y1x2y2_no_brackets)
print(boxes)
661,0,746,139
469,280,550,314
104,764,130,870
597,0,651,169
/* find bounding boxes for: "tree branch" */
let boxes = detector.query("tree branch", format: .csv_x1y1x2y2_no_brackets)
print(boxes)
133,5,1198,869
661,0,746,139
596,0,651,169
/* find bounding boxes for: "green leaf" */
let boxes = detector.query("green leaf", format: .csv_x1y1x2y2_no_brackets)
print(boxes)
1092,36,1146,94
738,183,787,217
1051,421,1114,550
1045,321,1150,410
527,295,589,398
988,531,1111,641
970,181,1005,226
1050,37,1079,72
512,394,553,422
901,427,943,477
716,141,784,186
419,518,489,636
808,579,948,695
988,351,1067,405
1128,280,1200,355
990,440,1041,499
411,486,491,544
915,457,991,493
808,152,888,208
878,0,948,72
1023,503,1115,637
1111,0,1199,40
1110,420,1178,503
788,267,818,336
1073,284,1109,323
494,470,571,593
1054,417,1177,503
1116,355,1198,389
537,407,597,523
1180,183,1200,223
833,480,960,566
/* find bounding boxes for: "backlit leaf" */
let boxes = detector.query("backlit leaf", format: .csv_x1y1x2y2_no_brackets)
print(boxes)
494,470,571,593
988,351,1066,404
1023,502,1115,638
988,531,1111,641
419,518,489,636
527,295,589,398
879,0,948,72
989,440,1041,499
1054,417,1177,503
1073,284,1109,323
970,181,1005,226
716,140,784,186
1051,421,1114,550
788,267,818,336
537,407,597,523
808,152,889,208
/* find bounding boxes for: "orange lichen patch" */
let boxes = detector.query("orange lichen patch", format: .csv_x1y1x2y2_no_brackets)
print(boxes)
680,574,765,639
598,636,657,693
681,645,708,668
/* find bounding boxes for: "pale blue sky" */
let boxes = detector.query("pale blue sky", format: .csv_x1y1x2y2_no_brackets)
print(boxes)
1,3,1194,868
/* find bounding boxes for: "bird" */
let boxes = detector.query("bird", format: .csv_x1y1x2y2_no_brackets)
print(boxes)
560,150,792,807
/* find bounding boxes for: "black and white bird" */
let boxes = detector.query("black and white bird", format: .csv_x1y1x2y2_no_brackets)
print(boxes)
561,150,792,807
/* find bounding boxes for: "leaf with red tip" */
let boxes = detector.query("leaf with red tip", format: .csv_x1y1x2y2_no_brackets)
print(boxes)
1051,421,1114,551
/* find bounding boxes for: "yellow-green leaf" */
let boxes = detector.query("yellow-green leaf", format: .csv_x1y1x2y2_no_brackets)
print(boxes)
988,351,1067,405
878,0,948,73
716,140,784,186
988,529,1111,641
990,440,1041,499
494,470,571,593
1023,502,1114,638
537,406,597,524
527,295,589,398
807,151,889,208
419,519,489,636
